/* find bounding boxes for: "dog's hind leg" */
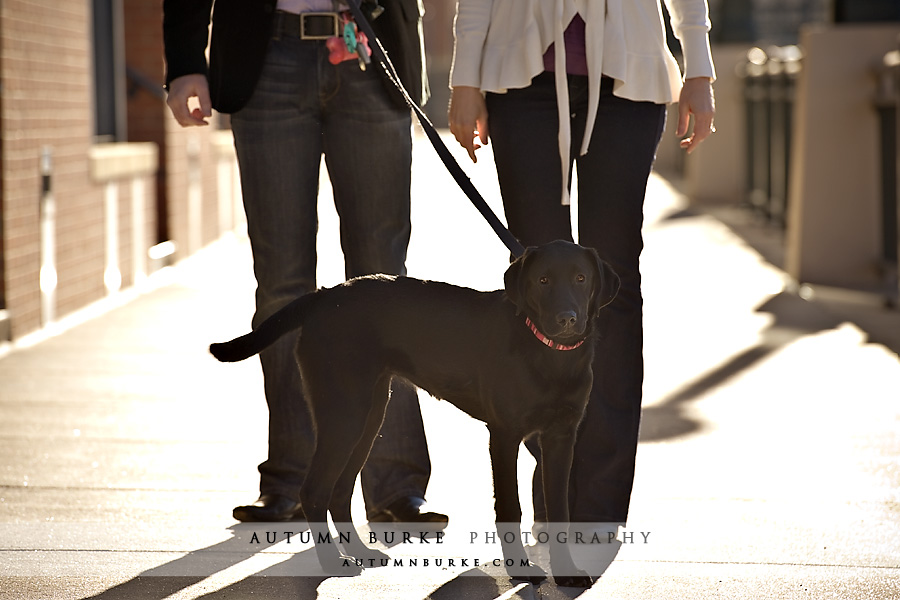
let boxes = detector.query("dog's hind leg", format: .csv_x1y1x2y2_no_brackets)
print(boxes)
299,369,386,575
489,427,547,585
328,376,393,565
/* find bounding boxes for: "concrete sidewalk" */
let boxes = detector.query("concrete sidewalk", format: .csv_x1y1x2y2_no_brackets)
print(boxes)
1,131,899,599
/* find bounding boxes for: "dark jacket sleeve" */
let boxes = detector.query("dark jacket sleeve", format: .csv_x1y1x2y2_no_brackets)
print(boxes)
162,0,214,87
206,0,278,113
163,0,277,113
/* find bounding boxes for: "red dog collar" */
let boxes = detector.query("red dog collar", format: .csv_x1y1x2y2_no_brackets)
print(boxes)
525,317,585,351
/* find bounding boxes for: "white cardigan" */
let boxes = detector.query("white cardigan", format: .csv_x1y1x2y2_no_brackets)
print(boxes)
451,0,716,203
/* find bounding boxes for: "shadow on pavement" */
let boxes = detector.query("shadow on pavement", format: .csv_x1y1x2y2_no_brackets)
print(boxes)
426,571,509,598
425,566,595,600
78,524,322,600
640,290,844,443
76,522,616,600
708,204,900,356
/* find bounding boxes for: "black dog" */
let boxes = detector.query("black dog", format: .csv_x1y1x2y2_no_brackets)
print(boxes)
210,240,619,587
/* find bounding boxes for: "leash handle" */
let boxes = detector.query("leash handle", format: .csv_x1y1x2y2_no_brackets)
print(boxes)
346,0,526,258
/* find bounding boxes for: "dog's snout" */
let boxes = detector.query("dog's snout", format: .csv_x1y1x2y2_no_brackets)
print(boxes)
556,311,577,328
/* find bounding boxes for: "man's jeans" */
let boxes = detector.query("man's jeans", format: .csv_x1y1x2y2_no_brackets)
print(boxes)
487,73,666,523
230,34,431,515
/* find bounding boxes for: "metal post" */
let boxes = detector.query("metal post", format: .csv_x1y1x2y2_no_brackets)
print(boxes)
104,181,122,294
131,178,147,286
767,48,787,226
743,47,770,218
39,146,56,326
767,45,803,229
187,136,203,255
875,49,899,308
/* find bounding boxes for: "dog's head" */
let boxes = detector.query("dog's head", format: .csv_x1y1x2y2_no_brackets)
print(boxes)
504,241,620,345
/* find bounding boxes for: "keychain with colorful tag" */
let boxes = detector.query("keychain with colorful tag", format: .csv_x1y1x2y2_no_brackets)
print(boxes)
325,12,372,69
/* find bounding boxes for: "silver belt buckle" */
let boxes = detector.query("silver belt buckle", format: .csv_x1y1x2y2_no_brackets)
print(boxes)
300,12,341,40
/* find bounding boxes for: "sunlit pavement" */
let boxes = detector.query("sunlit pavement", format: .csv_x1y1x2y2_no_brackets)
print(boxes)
1,130,899,599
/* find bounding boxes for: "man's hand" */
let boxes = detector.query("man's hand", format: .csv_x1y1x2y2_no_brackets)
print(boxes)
449,86,489,163
677,77,716,154
166,74,212,127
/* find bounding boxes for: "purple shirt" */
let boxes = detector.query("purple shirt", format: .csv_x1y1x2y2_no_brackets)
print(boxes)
542,14,588,76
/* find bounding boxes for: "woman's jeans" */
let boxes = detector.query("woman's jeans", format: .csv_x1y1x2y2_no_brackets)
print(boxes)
230,34,431,515
487,73,666,523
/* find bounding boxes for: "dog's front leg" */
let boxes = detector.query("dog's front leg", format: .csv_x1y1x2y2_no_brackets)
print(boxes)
489,427,547,585
540,429,593,588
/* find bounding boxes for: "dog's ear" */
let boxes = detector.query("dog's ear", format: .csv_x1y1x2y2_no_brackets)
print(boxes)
503,248,533,315
590,250,620,315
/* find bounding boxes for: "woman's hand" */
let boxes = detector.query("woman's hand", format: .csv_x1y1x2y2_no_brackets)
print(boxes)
677,77,716,154
449,86,489,163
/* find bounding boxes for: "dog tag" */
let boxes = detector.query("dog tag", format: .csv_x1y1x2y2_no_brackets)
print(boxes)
343,22,358,54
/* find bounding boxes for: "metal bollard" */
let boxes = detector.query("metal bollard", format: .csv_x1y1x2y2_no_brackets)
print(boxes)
742,47,770,218
741,46,802,228
39,146,56,325
874,49,899,308
765,45,802,229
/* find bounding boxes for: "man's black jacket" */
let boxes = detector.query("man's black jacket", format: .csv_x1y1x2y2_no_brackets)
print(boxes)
163,0,429,113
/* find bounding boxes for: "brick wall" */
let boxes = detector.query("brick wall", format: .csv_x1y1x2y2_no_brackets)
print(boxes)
0,0,247,342
1,0,103,337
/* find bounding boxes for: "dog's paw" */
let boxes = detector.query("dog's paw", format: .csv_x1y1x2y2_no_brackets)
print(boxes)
552,571,594,588
508,563,547,585
352,547,391,565
319,555,364,577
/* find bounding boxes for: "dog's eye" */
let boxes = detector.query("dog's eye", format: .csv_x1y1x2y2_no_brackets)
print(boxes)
539,277,549,285
576,274,586,283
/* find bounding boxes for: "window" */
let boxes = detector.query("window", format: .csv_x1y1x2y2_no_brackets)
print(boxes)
92,0,126,141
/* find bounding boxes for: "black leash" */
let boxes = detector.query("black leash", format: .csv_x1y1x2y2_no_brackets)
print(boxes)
346,0,526,258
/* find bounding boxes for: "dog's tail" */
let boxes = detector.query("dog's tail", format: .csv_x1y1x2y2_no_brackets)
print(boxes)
209,293,316,362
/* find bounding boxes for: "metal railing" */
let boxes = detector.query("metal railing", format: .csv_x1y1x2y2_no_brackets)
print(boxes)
740,45,803,228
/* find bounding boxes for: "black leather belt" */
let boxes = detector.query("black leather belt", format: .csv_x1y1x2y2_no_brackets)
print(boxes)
273,10,341,40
